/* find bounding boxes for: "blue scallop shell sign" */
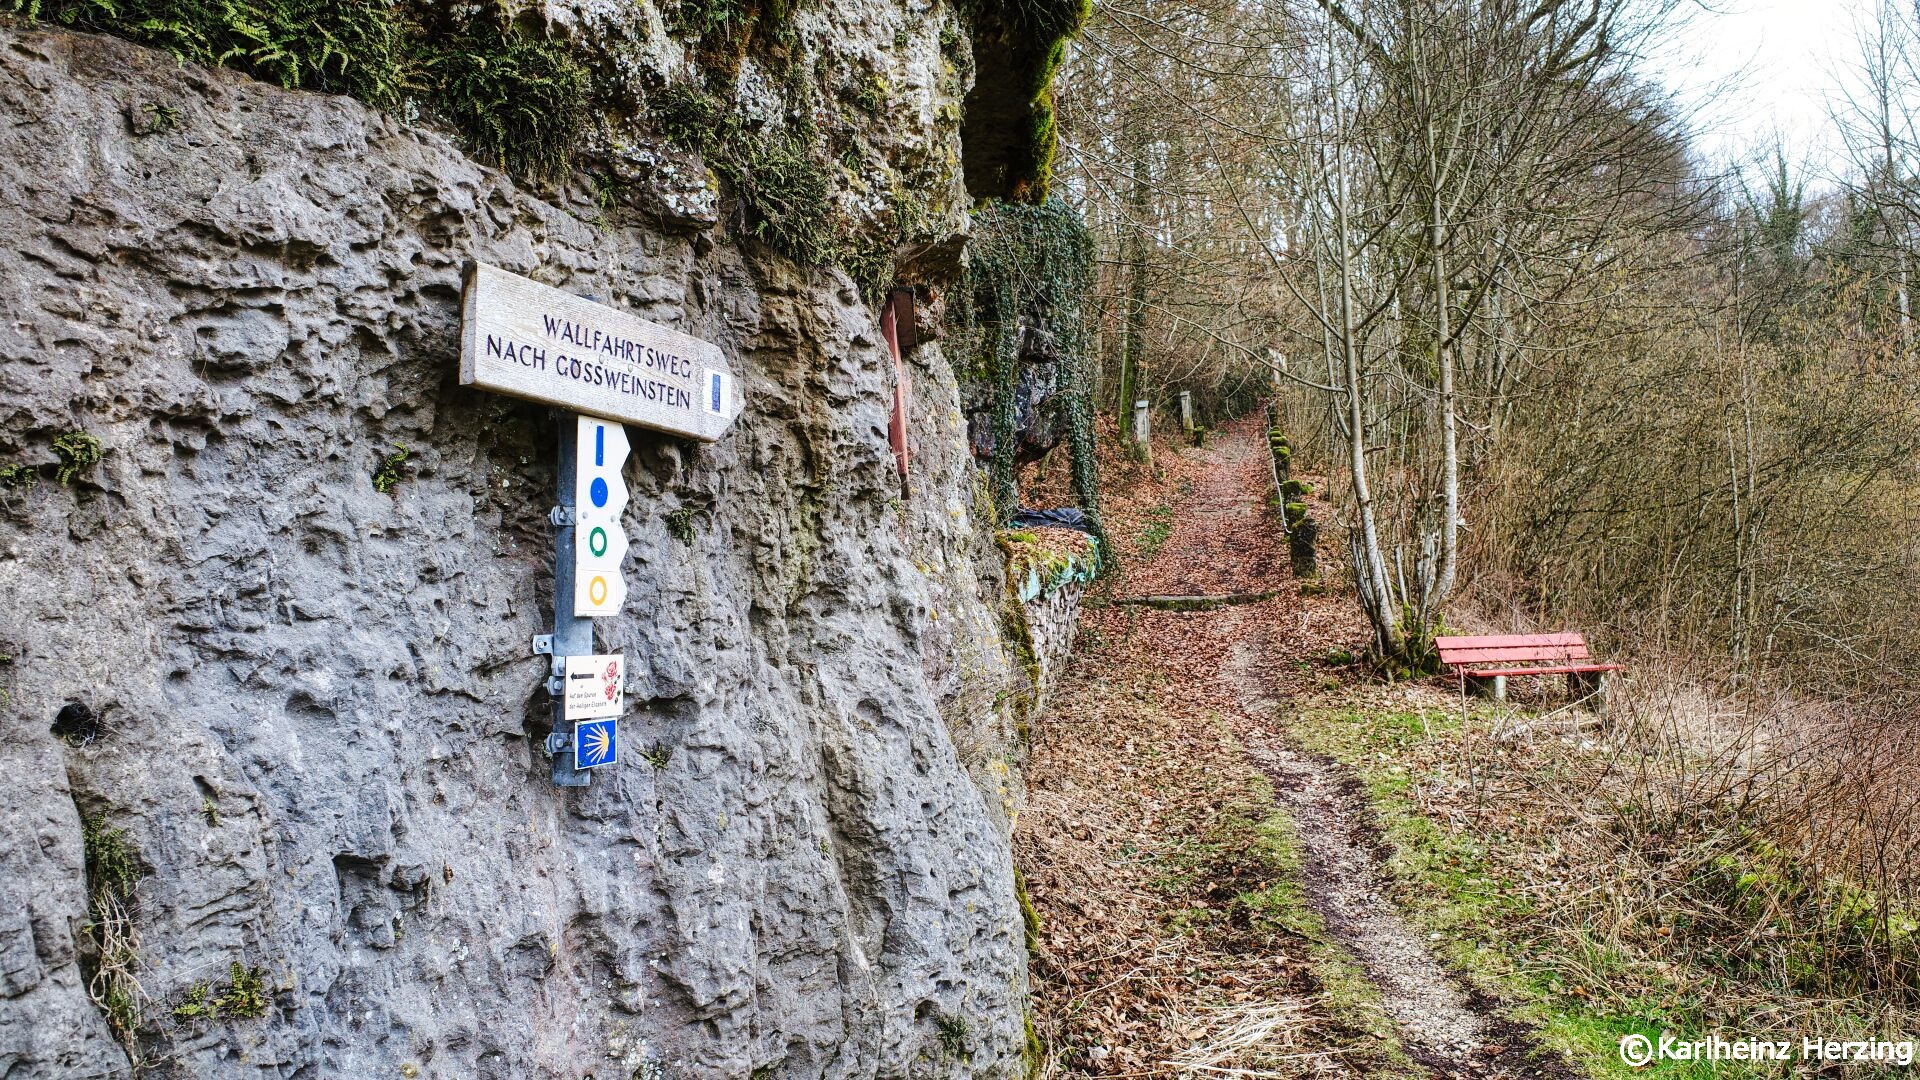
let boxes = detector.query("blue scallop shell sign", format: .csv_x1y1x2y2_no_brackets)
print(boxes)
574,718,617,770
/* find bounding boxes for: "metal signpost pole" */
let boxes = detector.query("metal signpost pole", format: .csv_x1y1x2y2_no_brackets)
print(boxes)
460,262,739,788
540,412,595,787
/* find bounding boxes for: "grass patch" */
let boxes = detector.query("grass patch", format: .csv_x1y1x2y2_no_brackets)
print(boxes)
1294,704,1918,1079
80,811,143,1053
1141,720,1418,1075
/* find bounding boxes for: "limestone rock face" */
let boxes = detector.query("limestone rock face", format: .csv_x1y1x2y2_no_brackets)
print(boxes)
960,326,1070,467
0,26,1033,1079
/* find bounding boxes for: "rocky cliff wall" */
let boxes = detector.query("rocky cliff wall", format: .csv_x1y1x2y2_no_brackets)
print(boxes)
0,21,1044,1079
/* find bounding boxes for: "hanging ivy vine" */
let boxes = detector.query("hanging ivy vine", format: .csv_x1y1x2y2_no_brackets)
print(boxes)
955,198,1104,549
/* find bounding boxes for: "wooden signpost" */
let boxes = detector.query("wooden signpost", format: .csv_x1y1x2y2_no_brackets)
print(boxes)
457,261,742,786
460,261,740,440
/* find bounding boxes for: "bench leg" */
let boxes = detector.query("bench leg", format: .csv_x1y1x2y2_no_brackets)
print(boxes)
1468,674,1506,701
1567,671,1607,707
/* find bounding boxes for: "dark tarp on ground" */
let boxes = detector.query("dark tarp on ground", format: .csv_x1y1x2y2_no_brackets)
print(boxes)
1011,507,1095,534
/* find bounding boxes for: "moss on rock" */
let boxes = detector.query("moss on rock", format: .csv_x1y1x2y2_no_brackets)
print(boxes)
412,6,589,178
12,0,591,178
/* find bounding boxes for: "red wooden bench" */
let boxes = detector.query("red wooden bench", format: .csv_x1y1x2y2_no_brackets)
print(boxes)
1434,632,1623,701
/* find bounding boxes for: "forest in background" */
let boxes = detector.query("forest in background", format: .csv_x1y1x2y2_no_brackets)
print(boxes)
1053,0,1920,696
1022,0,1920,1047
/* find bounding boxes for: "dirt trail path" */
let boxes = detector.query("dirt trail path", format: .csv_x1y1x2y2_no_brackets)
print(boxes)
1022,415,1561,1078
1224,630,1534,1079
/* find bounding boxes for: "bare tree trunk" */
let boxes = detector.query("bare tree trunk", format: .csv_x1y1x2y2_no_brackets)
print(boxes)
1869,0,1914,351
1328,41,1402,657
1118,104,1150,436
1429,184,1461,618
1899,244,1911,352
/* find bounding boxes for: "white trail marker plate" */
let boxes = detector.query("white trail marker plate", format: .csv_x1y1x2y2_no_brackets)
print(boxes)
574,416,630,616
460,261,742,441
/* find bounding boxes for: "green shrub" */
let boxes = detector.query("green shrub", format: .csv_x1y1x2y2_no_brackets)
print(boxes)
129,100,180,135
669,0,757,37
171,980,212,1022
80,812,142,1048
655,83,835,267
664,507,696,545
13,0,408,105
212,962,270,1019
166,961,272,1023
83,814,139,903
10,0,592,178
371,444,409,494
934,1013,969,1058
958,199,1102,531
53,432,101,486
414,8,588,178
669,0,793,76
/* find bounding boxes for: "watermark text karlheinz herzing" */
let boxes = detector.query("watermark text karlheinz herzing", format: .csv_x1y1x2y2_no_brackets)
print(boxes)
1619,1033,1915,1068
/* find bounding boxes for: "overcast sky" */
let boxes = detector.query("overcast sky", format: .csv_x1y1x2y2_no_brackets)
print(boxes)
1643,0,1867,183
